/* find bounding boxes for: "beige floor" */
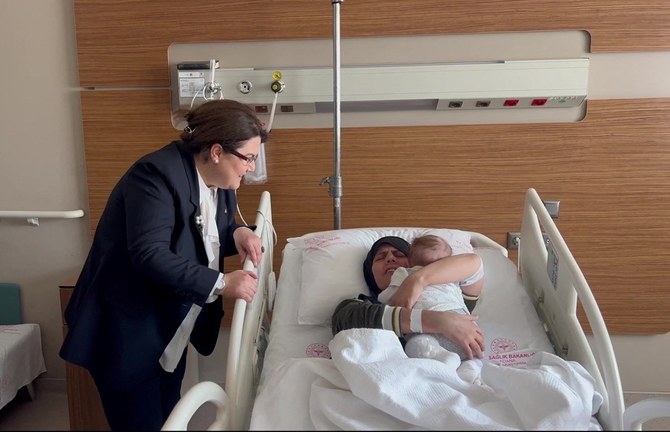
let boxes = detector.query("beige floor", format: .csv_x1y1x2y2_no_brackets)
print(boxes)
0,379,216,431
0,382,69,431
0,380,668,430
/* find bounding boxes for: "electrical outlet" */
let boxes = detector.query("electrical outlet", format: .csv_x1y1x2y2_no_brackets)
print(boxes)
543,200,560,218
507,232,521,249
506,232,551,250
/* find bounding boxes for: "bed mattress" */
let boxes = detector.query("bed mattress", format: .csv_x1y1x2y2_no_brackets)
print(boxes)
252,241,603,430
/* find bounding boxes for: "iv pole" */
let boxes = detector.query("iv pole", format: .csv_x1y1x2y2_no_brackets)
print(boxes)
320,0,343,230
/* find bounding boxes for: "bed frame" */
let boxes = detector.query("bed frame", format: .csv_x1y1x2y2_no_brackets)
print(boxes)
517,188,624,430
162,188,669,431
225,191,275,430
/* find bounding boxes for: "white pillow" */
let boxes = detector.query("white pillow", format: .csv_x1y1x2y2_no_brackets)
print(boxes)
288,227,473,326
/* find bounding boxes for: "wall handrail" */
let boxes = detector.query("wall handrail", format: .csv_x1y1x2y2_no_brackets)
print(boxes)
0,209,85,226
0,210,84,219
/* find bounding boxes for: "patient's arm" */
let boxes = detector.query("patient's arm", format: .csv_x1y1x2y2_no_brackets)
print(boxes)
331,298,385,334
460,255,485,312
331,298,484,359
390,253,482,308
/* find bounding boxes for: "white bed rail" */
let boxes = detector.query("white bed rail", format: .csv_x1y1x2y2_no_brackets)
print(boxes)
225,191,274,430
518,188,625,430
161,381,230,431
623,397,670,430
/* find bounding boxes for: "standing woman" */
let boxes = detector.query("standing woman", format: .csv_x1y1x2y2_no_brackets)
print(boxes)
60,99,267,430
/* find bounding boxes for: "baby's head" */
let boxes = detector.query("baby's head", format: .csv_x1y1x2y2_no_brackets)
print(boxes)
409,234,453,266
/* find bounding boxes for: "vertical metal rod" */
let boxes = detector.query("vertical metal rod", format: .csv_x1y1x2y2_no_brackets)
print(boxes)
331,0,343,230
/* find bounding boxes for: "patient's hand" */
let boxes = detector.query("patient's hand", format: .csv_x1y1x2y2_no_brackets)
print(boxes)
422,310,484,360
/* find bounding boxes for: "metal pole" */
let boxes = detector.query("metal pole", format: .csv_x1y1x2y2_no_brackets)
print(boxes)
331,0,343,229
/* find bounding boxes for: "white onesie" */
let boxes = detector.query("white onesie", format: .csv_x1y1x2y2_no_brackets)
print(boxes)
378,266,472,368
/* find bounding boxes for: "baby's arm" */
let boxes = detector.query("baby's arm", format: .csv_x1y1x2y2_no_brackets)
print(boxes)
378,268,408,304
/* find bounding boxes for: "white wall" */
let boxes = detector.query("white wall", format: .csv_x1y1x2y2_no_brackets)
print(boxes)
0,0,89,383
0,0,668,397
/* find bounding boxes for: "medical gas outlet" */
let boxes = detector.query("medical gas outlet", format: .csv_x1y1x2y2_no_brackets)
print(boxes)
238,81,253,94
271,71,285,93
271,80,285,93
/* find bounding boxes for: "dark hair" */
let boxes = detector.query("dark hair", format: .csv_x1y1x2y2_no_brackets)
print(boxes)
363,236,410,298
178,99,268,156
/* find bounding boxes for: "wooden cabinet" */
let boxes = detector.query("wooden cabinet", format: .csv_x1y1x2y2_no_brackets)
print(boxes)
59,278,110,431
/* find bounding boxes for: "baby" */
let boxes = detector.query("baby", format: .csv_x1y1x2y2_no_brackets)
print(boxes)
377,234,484,380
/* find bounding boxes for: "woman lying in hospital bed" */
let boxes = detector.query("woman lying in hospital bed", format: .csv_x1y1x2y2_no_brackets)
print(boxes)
251,228,604,430
333,234,485,363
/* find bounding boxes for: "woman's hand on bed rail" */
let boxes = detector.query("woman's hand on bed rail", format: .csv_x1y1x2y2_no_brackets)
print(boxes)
221,270,258,303
233,226,263,266
422,310,484,359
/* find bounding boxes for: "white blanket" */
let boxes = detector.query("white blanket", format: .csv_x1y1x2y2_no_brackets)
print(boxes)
251,328,603,430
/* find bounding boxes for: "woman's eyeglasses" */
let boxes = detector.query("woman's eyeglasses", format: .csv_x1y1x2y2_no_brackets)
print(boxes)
228,148,258,165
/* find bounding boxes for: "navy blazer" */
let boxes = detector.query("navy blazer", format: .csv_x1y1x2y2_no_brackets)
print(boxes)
60,141,245,391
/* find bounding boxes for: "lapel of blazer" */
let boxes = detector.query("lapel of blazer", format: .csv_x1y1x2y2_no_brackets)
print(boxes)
175,144,205,249
215,189,231,265
216,189,229,231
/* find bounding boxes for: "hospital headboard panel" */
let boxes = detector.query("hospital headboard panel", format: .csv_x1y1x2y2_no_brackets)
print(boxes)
73,0,670,87
79,88,670,335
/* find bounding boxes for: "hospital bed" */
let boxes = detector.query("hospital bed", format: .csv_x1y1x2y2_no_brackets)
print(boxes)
0,283,47,411
162,188,670,431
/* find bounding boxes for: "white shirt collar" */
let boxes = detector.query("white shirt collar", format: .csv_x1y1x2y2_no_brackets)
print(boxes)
196,168,217,207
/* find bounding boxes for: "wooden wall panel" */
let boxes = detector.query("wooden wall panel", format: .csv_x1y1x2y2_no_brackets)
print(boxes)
74,0,670,87
79,90,670,334
80,90,178,232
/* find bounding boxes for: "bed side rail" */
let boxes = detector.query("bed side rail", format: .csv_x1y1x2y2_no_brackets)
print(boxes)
518,188,624,431
469,232,508,257
162,381,230,431
624,398,670,430
225,191,275,430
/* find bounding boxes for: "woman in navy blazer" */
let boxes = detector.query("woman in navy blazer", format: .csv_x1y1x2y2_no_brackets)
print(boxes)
60,99,268,430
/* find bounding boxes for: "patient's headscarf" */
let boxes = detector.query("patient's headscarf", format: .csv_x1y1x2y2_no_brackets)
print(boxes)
363,236,410,299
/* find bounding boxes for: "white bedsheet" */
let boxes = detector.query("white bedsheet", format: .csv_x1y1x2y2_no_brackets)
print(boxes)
0,324,46,410
251,328,603,430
